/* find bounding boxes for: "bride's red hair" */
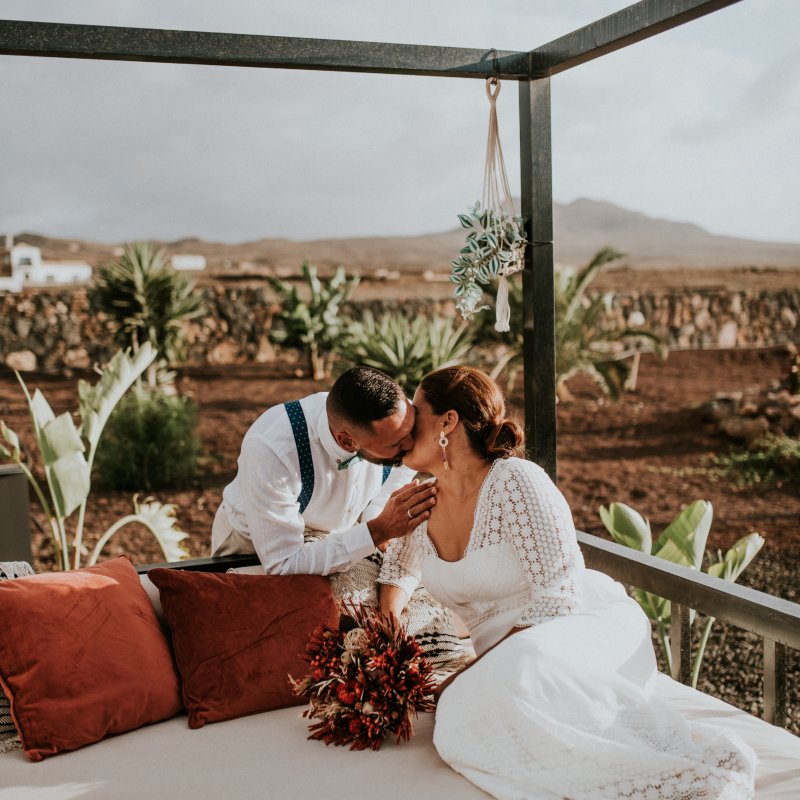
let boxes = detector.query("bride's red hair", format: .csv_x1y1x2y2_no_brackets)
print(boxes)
418,366,523,460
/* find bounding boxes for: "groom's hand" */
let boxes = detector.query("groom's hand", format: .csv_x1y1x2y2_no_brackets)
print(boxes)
367,479,438,547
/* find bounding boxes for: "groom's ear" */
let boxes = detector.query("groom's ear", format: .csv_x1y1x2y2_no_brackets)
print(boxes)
333,429,358,453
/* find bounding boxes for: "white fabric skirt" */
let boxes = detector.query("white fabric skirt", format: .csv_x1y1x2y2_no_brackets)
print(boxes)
433,570,757,800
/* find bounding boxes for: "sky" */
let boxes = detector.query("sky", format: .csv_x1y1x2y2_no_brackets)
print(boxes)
0,0,798,245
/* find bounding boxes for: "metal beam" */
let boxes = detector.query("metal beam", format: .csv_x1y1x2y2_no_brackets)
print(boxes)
519,76,557,481
0,20,528,79
579,532,800,650
530,0,743,77
136,554,260,574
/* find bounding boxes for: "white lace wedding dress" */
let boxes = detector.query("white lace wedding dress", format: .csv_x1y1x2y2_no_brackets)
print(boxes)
378,457,756,800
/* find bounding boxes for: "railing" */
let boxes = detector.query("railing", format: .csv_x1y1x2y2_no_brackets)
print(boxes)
137,531,799,730
0,465,32,563
578,531,800,729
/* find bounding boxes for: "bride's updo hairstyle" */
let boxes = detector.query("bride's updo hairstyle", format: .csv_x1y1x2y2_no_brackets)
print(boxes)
418,366,524,461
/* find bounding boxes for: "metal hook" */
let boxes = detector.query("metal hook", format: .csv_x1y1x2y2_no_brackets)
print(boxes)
487,48,499,84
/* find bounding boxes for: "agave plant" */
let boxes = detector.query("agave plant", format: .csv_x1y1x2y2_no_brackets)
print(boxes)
0,343,189,571
599,500,764,687
483,248,665,398
336,311,475,395
268,262,359,380
90,242,206,368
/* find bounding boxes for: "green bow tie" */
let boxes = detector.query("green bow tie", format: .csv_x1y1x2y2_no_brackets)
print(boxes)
337,453,363,471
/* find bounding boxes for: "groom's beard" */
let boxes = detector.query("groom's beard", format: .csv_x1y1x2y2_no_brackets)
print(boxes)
356,449,408,468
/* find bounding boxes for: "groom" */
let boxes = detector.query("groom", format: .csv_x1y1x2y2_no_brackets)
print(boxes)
211,366,437,575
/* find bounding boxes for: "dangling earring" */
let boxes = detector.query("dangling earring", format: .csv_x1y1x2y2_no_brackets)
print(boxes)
438,429,449,471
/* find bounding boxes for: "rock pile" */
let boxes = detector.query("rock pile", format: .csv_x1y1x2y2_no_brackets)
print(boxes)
698,347,800,444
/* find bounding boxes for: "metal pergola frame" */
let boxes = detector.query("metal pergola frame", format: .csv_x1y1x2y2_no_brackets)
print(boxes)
0,0,744,480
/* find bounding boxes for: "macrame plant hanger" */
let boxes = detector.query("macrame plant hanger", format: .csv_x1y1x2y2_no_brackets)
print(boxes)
483,54,525,332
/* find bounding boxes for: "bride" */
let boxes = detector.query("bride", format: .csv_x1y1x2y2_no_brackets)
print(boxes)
378,365,756,800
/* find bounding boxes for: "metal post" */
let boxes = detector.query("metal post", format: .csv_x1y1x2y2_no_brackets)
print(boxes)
519,76,556,481
764,637,787,728
670,602,692,685
0,464,32,563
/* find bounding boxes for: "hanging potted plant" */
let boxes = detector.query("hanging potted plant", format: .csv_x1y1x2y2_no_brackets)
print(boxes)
449,77,527,331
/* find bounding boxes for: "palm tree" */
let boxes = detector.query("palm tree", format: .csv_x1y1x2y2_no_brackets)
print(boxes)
486,247,665,399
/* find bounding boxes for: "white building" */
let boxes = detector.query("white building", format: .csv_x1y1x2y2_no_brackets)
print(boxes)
0,238,92,291
171,254,206,272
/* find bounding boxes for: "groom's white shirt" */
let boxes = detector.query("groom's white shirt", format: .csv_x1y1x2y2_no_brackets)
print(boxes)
220,392,414,576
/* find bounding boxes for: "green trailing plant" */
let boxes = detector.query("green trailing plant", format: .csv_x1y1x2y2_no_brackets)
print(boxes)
482,248,665,398
707,434,800,489
93,385,200,491
449,202,526,320
90,241,206,374
0,343,189,571
599,500,764,687
268,262,359,380
335,311,475,396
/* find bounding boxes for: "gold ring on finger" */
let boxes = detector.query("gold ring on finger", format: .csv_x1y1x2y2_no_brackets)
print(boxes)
407,508,414,519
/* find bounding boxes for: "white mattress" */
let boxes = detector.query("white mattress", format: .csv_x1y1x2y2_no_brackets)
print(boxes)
2,674,798,800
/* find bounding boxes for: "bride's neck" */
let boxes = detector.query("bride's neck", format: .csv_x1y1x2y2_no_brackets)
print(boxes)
431,450,491,499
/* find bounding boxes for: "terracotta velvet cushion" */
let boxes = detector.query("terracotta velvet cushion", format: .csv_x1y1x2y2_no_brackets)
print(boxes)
148,569,338,729
0,556,182,762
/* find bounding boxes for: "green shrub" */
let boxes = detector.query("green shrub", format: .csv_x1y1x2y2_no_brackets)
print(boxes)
599,500,764,687
336,311,474,395
708,434,800,489
268,262,358,380
0,344,188,570
94,387,201,491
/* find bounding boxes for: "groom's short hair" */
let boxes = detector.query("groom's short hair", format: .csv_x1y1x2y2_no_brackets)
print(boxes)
327,367,404,430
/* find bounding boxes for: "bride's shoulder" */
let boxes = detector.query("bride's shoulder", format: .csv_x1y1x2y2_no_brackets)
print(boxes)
491,457,553,489
493,456,546,478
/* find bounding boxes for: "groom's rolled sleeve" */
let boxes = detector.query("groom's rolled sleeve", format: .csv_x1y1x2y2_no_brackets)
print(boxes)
238,438,375,576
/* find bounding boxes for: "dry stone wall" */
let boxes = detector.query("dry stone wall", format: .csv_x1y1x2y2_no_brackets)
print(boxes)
0,284,798,372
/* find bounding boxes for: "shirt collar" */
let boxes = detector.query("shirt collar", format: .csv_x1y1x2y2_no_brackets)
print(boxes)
317,405,359,469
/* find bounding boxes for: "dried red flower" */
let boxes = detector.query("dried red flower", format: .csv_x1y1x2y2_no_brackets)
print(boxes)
291,604,436,751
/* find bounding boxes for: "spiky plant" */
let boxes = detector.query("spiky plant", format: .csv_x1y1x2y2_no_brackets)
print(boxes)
90,241,206,366
268,262,359,380
336,311,474,396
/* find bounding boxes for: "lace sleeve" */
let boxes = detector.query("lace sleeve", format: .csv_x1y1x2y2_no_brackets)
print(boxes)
492,459,583,626
377,530,422,598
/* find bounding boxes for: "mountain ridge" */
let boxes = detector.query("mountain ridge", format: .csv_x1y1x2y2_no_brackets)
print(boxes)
6,198,799,272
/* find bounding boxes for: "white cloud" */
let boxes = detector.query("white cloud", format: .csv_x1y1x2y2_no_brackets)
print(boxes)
0,0,797,243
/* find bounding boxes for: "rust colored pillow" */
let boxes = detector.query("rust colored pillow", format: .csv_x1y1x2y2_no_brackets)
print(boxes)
148,569,337,728
0,556,182,762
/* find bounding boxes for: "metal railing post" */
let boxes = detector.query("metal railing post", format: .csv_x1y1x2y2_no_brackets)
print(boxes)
519,74,557,482
0,464,32,563
670,602,692,685
764,638,787,728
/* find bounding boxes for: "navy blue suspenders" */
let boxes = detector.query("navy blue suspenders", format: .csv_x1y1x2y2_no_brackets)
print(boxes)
283,400,392,514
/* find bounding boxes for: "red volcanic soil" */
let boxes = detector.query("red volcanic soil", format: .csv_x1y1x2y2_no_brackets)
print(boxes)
1,345,798,729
